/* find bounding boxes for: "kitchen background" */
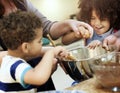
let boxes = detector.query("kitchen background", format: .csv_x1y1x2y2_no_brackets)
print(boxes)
30,0,79,21
30,0,81,90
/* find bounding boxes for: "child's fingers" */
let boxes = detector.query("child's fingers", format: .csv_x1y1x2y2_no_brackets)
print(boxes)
54,46,68,57
59,50,69,58
87,41,101,49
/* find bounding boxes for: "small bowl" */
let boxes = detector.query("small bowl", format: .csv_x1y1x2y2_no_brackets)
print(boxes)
90,52,120,91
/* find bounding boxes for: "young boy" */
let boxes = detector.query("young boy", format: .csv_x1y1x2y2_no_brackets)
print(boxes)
0,10,68,93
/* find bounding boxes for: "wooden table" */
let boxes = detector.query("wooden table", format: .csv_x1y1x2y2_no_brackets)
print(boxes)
66,78,120,93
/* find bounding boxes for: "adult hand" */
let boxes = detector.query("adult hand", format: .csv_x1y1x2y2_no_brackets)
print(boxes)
115,38,120,51
50,19,93,40
76,26,92,38
102,34,117,51
67,20,93,38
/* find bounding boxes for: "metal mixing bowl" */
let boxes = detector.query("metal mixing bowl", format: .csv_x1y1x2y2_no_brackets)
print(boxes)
61,46,107,81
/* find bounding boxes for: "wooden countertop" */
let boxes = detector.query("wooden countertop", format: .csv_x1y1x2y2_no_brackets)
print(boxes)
66,78,120,93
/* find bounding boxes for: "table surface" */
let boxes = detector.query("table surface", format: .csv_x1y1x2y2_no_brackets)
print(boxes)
66,78,120,93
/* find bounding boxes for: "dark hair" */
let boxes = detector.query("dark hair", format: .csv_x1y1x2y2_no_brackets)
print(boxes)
77,0,120,30
0,1,4,18
0,10,42,50
0,0,26,18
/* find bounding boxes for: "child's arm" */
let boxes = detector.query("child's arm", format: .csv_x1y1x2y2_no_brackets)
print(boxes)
62,31,83,45
62,26,93,45
24,46,68,85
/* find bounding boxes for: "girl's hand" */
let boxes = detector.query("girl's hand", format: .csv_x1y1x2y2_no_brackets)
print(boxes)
87,40,102,49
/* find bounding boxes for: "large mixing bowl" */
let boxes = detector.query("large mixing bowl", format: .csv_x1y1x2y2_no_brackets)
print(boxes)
61,58,93,82
61,46,107,81
89,52,120,92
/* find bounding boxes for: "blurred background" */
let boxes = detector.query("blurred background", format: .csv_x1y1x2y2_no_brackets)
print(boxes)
30,0,80,90
30,0,83,46
30,0,79,21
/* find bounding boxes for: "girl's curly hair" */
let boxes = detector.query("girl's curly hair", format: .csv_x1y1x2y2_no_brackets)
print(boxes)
77,0,120,30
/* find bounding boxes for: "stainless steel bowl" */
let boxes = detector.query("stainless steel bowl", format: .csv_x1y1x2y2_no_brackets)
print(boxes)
61,46,107,81
61,58,93,81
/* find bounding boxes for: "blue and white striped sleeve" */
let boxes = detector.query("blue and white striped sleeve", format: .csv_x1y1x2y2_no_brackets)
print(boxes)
10,60,32,88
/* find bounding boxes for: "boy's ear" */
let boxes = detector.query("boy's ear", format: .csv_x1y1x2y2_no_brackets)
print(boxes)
21,43,30,53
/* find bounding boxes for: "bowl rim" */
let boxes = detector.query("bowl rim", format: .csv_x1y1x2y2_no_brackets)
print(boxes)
93,51,120,58
91,51,120,68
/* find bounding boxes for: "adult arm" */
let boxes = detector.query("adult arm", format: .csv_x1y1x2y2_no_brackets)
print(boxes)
24,0,54,36
24,0,93,40
50,20,93,40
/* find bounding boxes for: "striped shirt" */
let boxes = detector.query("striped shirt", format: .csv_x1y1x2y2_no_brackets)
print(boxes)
0,55,37,93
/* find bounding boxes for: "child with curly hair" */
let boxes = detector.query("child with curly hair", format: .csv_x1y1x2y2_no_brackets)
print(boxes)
0,10,68,93
62,0,120,49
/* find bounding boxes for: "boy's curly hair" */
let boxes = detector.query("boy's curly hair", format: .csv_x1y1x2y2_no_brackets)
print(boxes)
0,10,42,50
77,0,120,30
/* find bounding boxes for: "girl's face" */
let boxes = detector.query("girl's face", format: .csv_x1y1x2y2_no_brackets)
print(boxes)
90,10,110,35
